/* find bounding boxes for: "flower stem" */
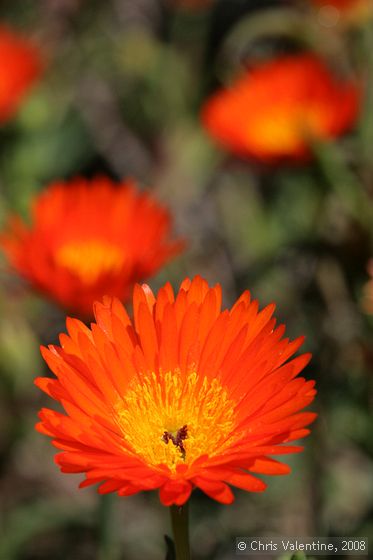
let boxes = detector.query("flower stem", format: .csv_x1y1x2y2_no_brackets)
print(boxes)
98,493,116,560
170,504,190,560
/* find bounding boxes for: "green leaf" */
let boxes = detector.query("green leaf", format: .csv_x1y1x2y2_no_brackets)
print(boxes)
164,534,176,560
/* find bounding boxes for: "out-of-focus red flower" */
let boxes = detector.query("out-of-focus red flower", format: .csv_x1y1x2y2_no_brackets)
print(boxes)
35,275,316,506
310,0,373,23
0,177,183,317
0,25,42,123
201,54,360,163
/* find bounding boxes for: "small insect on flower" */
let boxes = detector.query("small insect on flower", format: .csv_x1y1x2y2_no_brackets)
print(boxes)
0,25,42,123
35,276,317,506
0,177,183,317
201,53,360,163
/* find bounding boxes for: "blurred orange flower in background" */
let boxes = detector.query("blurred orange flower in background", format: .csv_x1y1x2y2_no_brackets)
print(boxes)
35,276,316,506
0,177,183,317
0,25,42,123
310,0,373,23
201,54,360,163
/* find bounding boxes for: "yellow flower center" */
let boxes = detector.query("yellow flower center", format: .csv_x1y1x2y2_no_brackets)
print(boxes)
250,107,327,154
55,240,125,285
116,371,236,472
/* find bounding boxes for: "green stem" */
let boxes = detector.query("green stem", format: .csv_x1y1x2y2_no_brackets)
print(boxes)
170,504,190,560
358,20,373,177
312,139,372,230
97,493,116,560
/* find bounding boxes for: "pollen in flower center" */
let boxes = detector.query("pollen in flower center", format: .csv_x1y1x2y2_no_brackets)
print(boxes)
55,240,125,284
116,371,236,471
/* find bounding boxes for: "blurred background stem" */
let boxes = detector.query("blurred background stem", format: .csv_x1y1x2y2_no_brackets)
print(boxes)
312,139,373,231
358,20,373,183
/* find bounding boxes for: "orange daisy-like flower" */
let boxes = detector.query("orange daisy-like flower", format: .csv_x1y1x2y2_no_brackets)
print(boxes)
201,54,360,163
35,276,316,506
0,25,42,123
0,177,182,317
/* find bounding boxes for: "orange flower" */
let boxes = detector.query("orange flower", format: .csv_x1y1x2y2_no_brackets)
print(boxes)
310,0,372,23
35,276,316,506
0,177,182,317
0,25,42,123
201,54,360,163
